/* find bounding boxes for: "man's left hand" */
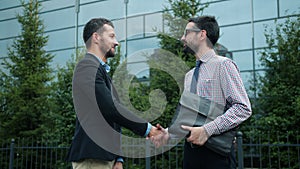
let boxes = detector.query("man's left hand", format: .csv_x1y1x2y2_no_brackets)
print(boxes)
181,125,209,146
113,161,123,169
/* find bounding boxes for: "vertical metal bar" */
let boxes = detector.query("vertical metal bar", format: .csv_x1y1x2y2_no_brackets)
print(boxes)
161,147,164,169
1,142,3,167
277,132,281,169
162,11,165,34
30,138,33,169
237,131,244,169
250,132,253,167
52,142,58,169
60,141,64,167
167,145,170,169
45,137,47,168
21,138,24,169
124,0,128,58
297,131,300,169
143,14,146,38
16,139,19,168
5,141,8,169
50,138,52,169
155,147,157,169
287,132,291,168
259,133,262,168
9,138,14,169
40,138,44,169
35,140,38,169
169,144,171,169
75,0,80,58
25,138,28,169
250,0,257,103
277,0,280,18
176,144,178,169
268,132,272,168
146,141,150,169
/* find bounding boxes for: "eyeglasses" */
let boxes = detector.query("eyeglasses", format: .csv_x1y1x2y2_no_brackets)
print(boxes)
183,28,202,37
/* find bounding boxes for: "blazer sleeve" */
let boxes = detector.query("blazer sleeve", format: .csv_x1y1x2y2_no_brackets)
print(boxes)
94,61,149,136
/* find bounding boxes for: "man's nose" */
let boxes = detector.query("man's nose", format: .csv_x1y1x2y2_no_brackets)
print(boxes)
180,34,185,42
114,41,119,46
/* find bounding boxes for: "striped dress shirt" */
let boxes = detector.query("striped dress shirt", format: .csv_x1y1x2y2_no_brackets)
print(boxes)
184,49,252,137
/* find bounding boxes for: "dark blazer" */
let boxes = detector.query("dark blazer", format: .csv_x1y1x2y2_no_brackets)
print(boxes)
66,53,148,162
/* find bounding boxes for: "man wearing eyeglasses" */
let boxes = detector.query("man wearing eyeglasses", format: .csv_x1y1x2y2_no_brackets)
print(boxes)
152,16,252,169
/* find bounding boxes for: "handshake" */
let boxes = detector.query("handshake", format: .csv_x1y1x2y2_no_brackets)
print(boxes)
147,124,209,148
147,124,170,147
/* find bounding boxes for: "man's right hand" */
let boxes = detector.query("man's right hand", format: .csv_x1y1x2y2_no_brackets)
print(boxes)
148,125,162,137
151,124,169,147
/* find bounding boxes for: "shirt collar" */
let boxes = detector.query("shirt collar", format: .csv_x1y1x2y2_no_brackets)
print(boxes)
88,52,111,73
199,49,216,63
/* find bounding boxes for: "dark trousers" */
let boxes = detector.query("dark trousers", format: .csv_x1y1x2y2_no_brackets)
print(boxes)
183,141,233,169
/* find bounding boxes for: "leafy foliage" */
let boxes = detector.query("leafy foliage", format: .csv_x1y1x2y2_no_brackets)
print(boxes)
119,0,208,168
149,0,208,127
0,0,54,140
251,15,300,136
44,50,85,144
245,14,300,169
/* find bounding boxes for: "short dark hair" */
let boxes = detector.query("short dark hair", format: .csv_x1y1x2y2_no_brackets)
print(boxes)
83,18,114,43
188,16,219,46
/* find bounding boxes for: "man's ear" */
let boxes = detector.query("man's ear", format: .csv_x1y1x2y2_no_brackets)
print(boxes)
202,29,207,36
92,32,100,43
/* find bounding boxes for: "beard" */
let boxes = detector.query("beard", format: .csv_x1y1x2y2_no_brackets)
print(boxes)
183,45,195,55
104,48,115,58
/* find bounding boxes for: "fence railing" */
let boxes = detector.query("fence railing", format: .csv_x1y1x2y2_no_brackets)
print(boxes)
1,131,299,169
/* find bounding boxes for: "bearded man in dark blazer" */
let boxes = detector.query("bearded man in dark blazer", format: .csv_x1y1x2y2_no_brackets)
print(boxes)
66,18,161,169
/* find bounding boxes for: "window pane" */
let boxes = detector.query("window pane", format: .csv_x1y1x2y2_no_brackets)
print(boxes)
0,39,13,58
253,0,277,20
0,58,9,74
76,26,85,47
254,49,266,70
127,37,159,55
254,20,276,48
127,0,167,16
45,28,75,51
0,7,22,20
113,19,126,41
204,0,251,26
79,0,124,25
0,0,20,10
42,8,74,31
127,16,144,39
240,71,253,97
279,0,300,16
50,49,75,68
219,24,252,51
41,0,74,12
145,12,163,34
232,51,253,71
0,19,21,39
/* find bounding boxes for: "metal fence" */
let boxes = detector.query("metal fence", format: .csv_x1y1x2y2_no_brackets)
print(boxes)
1,132,299,169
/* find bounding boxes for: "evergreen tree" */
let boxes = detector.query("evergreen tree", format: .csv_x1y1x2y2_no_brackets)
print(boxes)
0,0,53,139
151,0,208,129
45,50,85,143
146,1,208,168
256,15,300,133
246,15,300,168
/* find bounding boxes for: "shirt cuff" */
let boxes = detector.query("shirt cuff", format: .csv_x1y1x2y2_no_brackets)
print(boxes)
203,121,220,137
116,157,124,163
144,123,152,137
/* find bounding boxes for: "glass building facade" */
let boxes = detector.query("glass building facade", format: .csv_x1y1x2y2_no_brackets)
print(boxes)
1,0,299,98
